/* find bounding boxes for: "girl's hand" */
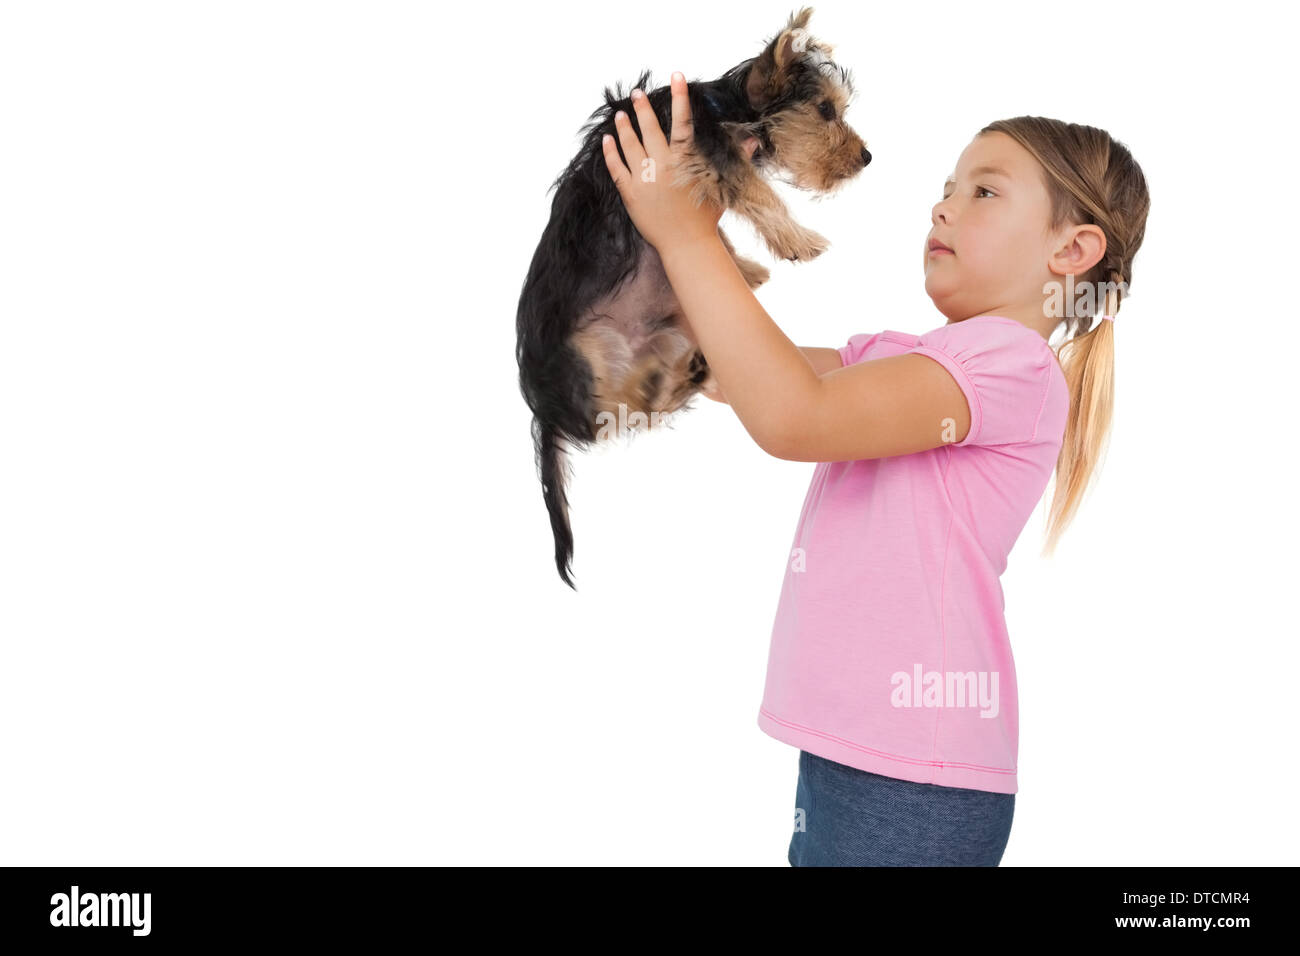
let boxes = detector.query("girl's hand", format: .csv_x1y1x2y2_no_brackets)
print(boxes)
603,71,753,253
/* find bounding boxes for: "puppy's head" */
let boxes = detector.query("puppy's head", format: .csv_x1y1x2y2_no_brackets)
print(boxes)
745,7,871,193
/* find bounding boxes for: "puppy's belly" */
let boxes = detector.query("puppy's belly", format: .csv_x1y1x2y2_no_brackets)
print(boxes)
570,242,702,421
574,243,692,366
575,241,678,343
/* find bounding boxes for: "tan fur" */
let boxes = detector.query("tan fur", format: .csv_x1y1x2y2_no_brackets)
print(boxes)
573,317,702,428
767,99,866,194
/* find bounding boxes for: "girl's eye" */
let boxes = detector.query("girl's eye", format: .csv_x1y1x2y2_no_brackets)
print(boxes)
941,185,996,200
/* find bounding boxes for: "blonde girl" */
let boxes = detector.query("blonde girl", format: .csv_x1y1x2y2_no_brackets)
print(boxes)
602,73,1150,866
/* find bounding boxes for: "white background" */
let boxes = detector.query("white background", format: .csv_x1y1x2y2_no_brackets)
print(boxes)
1,0,1295,866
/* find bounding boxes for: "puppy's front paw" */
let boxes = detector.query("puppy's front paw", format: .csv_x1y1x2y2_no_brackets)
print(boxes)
768,224,830,262
787,227,829,262
736,257,771,289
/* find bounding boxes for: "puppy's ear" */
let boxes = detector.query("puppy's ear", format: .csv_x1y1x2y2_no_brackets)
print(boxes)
786,6,814,34
746,14,811,110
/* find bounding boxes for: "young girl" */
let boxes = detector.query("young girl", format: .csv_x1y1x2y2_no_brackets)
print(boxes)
602,74,1150,866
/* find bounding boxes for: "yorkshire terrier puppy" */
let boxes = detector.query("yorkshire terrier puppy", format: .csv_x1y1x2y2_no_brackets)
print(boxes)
516,6,870,589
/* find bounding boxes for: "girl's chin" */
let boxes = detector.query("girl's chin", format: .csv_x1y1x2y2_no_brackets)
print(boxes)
923,273,957,295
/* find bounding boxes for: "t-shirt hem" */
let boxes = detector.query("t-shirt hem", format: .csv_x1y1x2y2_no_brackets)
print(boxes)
758,707,1018,795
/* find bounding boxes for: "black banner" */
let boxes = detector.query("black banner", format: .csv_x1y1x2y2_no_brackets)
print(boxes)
0,866,1285,943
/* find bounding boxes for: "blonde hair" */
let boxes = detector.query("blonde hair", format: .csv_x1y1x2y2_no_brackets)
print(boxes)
978,117,1151,557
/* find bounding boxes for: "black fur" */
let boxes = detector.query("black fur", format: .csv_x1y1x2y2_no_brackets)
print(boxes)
514,63,763,590
516,11,866,589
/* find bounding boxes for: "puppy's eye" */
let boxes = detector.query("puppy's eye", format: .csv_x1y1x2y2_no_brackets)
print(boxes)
818,100,836,121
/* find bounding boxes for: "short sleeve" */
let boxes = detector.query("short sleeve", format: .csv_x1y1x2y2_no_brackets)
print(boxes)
908,317,1054,447
838,332,883,367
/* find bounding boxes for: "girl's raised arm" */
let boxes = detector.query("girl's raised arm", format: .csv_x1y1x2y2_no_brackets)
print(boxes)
702,347,844,403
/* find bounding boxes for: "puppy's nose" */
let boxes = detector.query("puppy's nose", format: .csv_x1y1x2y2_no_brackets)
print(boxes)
861,147,872,166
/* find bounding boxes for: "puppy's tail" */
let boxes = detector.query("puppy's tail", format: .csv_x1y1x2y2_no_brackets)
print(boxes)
535,417,578,590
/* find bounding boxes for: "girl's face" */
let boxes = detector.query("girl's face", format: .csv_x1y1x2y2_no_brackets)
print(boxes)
924,131,1063,326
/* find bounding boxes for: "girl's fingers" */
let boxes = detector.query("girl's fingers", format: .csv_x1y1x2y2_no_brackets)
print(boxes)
630,86,669,155
601,133,630,191
612,108,648,173
669,71,693,147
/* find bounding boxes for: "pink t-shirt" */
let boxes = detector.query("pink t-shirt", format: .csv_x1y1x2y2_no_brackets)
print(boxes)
757,314,1069,794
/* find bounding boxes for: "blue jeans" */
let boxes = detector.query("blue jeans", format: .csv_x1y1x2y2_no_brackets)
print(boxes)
788,750,1015,866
